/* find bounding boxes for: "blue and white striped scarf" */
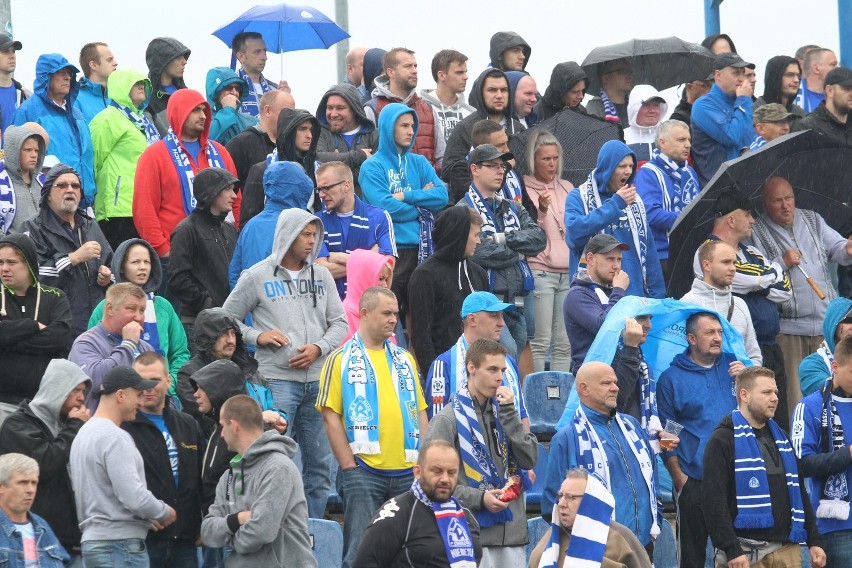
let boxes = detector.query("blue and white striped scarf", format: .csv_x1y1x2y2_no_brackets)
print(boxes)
573,404,659,537
0,163,15,234
643,149,700,215
817,377,850,520
410,479,477,568
238,68,273,117
731,409,807,541
597,89,621,124
341,333,420,462
417,206,435,265
141,292,162,355
626,341,663,451
110,100,161,145
163,127,224,216
538,473,615,568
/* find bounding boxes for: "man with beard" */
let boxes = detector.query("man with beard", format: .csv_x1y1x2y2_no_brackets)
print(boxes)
792,66,852,145
755,55,806,118
353,439,482,567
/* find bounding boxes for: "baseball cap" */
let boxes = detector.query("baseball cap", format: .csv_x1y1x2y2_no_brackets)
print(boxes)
461,291,516,318
753,103,794,125
93,366,158,397
0,35,22,51
825,67,852,88
714,190,752,217
582,234,630,256
713,53,755,71
467,144,514,165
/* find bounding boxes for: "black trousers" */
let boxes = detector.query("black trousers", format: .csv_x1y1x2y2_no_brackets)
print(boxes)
99,217,139,251
676,476,708,568
391,248,418,323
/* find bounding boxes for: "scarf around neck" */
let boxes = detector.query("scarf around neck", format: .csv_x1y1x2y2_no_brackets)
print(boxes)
111,100,161,145
410,478,477,567
163,127,224,216
645,149,700,215
238,68,273,117
598,88,622,124
817,377,851,520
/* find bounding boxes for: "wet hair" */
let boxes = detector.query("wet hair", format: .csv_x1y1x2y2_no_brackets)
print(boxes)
232,32,263,54
471,119,504,147
383,47,416,73
0,453,38,485
465,338,507,368
417,439,459,468
525,128,563,179
79,42,108,78
685,311,720,337
431,49,468,82
221,394,264,431
105,282,145,309
835,336,852,366
467,207,483,227
360,286,396,312
735,366,775,398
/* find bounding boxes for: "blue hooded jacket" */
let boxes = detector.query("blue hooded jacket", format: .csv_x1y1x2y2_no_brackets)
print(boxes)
564,140,665,298
74,77,111,123
205,67,259,145
14,54,96,206
229,161,313,288
657,349,739,480
358,102,448,248
505,70,538,127
799,297,852,396
691,83,754,186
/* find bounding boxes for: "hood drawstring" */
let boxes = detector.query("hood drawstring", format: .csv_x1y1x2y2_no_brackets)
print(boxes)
457,260,474,292
0,285,40,319
310,265,317,308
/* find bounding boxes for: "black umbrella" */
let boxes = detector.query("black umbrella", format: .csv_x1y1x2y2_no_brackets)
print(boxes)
666,130,852,297
582,36,714,93
508,109,621,187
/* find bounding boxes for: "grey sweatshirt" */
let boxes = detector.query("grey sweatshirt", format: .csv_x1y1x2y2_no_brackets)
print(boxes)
4,125,46,234
201,430,316,568
70,417,170,541
223,209,348,383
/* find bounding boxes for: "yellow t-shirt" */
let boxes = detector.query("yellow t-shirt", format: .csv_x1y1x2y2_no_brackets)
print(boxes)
317,346,427,471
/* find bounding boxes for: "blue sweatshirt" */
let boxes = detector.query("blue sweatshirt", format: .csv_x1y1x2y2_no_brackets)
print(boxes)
691,84,754,186
74,78,111,123
564,140,665,298
358,103,447,249
563,272,626,374
657,350,738,479
543,403,658,545
799,297,852,397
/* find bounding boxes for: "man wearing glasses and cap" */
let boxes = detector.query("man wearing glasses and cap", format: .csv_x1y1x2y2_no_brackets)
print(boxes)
458,144,545,361
691,53,757,186
0,34,27,136
750,103,794,150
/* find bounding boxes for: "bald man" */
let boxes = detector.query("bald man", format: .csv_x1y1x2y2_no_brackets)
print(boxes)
345,46,368,100
542,361,662,561
745,176,852,416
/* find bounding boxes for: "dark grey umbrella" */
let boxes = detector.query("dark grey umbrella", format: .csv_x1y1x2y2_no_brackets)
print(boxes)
666,130,852,297
508,108,621,187
582,36,714,93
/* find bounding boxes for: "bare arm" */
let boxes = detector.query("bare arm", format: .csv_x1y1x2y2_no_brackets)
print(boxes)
321,407,356,469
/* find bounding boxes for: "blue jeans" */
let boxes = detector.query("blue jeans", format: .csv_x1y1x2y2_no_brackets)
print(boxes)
268,379,332,519
146,539,197,567
338,466,413,568
82,539,149,568
503,306,527,358
823,529,852,567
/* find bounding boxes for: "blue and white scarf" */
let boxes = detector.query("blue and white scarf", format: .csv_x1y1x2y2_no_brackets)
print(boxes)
110,100,160,145
817,340,834,374
141,292,162,355
621,340,664,451
464,184,534,294
341,333,420,462
0,163,15,234
163,127,224,216
573,404,659,537
410,479,477,568
749,135,766,151
643,149,700,218
538,473,615,568
238,68,273,117
817,377,850,520
417,206,435,265
598,89,621,124
731,409,807,541
453,386,515,528
578,177,651,295
501,169,524,204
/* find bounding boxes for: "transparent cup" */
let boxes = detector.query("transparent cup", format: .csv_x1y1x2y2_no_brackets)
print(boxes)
659,419,684,451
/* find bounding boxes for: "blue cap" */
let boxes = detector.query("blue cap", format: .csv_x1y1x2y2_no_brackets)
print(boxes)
461,291,516,318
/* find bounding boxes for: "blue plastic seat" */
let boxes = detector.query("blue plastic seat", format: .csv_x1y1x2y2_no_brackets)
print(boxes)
308,518,343,568
524,516,551,565
526,443,548,511
522,371,575,440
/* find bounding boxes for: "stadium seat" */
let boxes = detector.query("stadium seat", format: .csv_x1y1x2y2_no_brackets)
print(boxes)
524,516,551,564
308,518,344,568
522,371,574,441
526,442,548,512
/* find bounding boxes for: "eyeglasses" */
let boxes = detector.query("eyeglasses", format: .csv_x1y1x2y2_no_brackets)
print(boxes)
53,181,81,190
315,180,347,193
222,84,242,94
556,492,582,503
478,162,508,171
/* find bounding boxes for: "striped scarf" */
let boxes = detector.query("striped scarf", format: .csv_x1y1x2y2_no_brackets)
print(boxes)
141,292,161,354
597,89,621,124
110,100,160,145
817,340,834,374
644,149,700,215
162,127,224,216
0,162,15,234
410,479,477,568
817,377,850,519
731,409,807,541
629,341,663,451
573,404,659,537
341,333,421,462
238,68,273,117
538,473,615,568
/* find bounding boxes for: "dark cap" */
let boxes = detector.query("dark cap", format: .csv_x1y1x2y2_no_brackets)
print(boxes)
753,103,794,125
582,234,630,256
467,144,514,165
0,35,21,51
94,366,158,397
825,67,852,88
713,52,755,71
714,190,751,217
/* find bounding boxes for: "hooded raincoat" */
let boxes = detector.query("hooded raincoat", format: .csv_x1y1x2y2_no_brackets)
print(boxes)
799,297,852,396
315,83,378,185
205,67,259,145
488,31,532,71
1,124,46,234
145,37,191,137
533,61,588,121
74,77,110,123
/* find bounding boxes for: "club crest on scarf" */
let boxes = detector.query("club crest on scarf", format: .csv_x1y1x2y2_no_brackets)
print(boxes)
347,396,374,424
447,518,471,547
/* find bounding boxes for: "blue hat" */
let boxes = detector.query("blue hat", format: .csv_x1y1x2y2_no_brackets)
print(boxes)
461,291,515,318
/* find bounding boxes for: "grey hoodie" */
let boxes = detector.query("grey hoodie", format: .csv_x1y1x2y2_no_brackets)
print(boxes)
680,277,763,365
201,429,316,567
419,88,477,143
223,209,347,383
29,358,91,437
4,124,46,233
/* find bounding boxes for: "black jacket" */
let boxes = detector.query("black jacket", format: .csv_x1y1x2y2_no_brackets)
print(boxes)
0,402,84,550
533,61,588,122
225,125,276,189
702,414,822,561
22,208,112,342
758,56,806,116
145,37,191,137
613,344,645,423
122,405,205,542
240,108,322,227
792,101,852,145
168,168,238,319
354,491,482,568
408,206,488,375
669,94,693,127
0,234,72,403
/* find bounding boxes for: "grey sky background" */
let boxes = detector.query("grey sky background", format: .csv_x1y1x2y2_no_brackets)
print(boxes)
11,0,841,114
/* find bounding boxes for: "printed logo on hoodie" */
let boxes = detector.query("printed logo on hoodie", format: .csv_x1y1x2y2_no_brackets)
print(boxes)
263,277,326,301
386,169,412,194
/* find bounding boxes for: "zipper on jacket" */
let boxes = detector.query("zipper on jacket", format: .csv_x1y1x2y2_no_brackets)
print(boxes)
607,419,641,536
114,176,122,206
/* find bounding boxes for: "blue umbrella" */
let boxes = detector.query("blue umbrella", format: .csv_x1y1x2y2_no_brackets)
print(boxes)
213,3,350,53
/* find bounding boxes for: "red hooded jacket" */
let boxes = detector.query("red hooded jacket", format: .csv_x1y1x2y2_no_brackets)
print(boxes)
132,89,239,256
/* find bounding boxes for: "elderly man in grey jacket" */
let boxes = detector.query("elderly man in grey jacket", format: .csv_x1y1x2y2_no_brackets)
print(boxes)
424,338,538,568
